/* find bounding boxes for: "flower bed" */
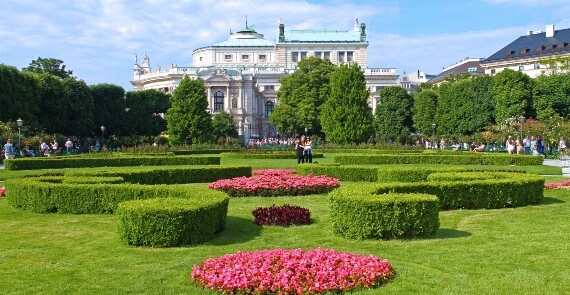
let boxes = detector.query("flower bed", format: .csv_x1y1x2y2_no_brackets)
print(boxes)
191,248,394,294
0,186,5,196
252,169,296,177
209,170,340,197
545,180,570,189
252,204,310,227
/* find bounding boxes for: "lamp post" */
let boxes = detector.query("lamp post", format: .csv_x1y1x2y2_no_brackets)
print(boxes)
432,123,436,149
16,118,23,146
304,127,308,137
100,125,105,151
518,115,525,139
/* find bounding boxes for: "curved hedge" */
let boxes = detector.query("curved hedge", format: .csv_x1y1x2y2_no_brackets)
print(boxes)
329,192,439,240
172,149,240,155
3,155,220,170
220,152,323,159
117,197,228,247
65,165,251,184
334,154,543,166
318,149,422,154
297,165,380,182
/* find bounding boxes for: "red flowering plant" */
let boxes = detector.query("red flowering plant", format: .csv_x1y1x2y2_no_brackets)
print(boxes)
191,247,395,294
252,169,296,176
544,180,570,189
0,186,5,196
252,204,311,227
209,170,340,197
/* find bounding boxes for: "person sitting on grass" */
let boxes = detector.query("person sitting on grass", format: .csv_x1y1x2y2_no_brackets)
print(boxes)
473,142,486,152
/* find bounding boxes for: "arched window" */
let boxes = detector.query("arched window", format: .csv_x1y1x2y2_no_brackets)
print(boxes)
265,100,274,118
214,91,224,111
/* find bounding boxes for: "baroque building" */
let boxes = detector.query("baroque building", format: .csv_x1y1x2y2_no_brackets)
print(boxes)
131,19,399,143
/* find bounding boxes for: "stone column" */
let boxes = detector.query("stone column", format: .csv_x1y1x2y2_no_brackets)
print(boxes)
225,86,230,112
238,86,243,109
207,86,212,110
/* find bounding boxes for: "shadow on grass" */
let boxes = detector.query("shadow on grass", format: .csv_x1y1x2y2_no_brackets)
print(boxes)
208,215,261,246
540,196,565,205
436,228,471,239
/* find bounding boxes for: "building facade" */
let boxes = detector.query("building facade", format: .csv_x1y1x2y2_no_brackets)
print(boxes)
131,19,399,143
429,58,484,85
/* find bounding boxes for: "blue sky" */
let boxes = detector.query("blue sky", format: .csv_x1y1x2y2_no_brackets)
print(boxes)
1,0,570,90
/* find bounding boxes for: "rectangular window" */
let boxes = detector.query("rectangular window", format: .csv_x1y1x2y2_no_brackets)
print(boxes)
519,65,525,71
259,54,266,60
467,67,477,73
224,54,232,60
264,85,274,91
534,63,540,69
300,52,307,60
491,69,496,75
347,51,354,62
291,52,298,62
338,52,345,63
323,51,330,60
242,55,249,60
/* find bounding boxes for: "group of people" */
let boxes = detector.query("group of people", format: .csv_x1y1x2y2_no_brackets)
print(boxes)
295,136,313,164
504,135,549,157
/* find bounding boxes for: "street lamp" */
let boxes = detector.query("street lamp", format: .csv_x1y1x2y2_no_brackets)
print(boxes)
518,115,525,139
100,125,105,151
304,127,308,137
16,118,23,146
432,123,436,149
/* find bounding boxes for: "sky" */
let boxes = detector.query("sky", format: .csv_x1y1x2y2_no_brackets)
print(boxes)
1,0,570,90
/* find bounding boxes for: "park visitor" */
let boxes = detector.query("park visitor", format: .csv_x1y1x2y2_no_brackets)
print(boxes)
304,136,313,163
295,138,305,164
516,136,523,155
3,139,15,159
65,138,74,155
506,136,515,155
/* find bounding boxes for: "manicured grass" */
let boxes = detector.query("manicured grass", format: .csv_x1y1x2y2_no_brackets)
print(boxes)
0,156,568,294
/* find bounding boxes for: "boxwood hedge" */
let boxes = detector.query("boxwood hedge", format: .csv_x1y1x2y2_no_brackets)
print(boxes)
329,192,439,240
3,155,220,170
334,154,543,166
117,197,228,247
220,152,323,159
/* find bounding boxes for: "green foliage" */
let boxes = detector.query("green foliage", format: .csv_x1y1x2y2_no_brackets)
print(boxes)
221,152,323,159
538,56,570,75
212,111,238,141
329,191,440,239
297,165,379,181
320,63,373,143
412,90,438,135
375,86,413,140
533,73,570,121
333,153,544,166
270,57,335,136
4,155,220,170
117,196,229,247
166,77,213,145
492,69,534,123
90,83,126,135
62,78,94,136
124,89,169,136
22,57,73,79
0,65,41,127
35,73,67,134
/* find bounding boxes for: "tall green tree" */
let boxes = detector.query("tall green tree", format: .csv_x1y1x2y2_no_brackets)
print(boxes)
412,90,438,135
492,69,534,123
270,57,335,136
471,75,495,127
35,73,67,134
90,84,126,135
166,76,213,145
124,89,170,136
320,63,373,144
62,78,94,136
375,86,413,140
212,111,238,141
533,73,570,121
22,57,73,79
0,65,40,126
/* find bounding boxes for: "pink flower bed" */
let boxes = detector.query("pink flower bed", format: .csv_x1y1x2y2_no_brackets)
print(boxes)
252,169,296,176
252,204,311,227
209,170,340,197
191,248,394,294
545,180,570,189
0,186,5,196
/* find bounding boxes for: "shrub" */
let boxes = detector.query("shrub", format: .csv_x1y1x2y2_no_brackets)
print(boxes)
3,155,221,170
297,165,380,182
330,192,439,240
0,186,5,196
334,153,543,166
191,248,394,294
117,197,228,247
221,152,323,159
252,204,311,227
172,149,239,155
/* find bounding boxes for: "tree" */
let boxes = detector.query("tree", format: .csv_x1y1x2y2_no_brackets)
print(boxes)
124,89,170,136
375,86,413,140
212,111,238,142
35,73,67,134
0,64,40,126
492,69,534,123
90,84,126,135
320,63,373,144
533,73,570,121
270,57,335,136
412,90,438,135
22,57,73,79
62,78,94,136
539,56,570,75
166,76,213,145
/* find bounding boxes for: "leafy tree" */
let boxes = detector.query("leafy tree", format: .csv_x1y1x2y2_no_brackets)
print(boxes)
90,84,126,135
22,57,73,79
375,86,413,140
166,76,213,145
212,111,238,141
471,75,495,128
533,73,570,121
320,63,373,144
35,73,67,134
412,90,438,135
270,57,335,136
62,78,94,136
124,89,170,136
492,69,534,123
0,65,40,126
538,56,570,75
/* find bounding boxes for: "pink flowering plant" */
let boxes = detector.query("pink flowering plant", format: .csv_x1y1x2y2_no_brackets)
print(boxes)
191,247,395,294
252,204,311,227
209,170,340,197
0,186,5,196
252,169,296,177
544,180,570,189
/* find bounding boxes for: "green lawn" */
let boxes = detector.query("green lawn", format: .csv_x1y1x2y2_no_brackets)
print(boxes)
0,157,569,294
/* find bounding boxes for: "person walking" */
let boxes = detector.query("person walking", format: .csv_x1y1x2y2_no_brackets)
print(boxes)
65,138,74,155
516,136,524,155
506,136,515,155
3,139,15,159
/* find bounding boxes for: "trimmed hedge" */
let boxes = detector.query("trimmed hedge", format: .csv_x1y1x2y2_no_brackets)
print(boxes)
65,165,251,184
221,152,323,159
329,192,439,240
117,197,228,247
297,165,380,182
3,155,220,170
172,149,240,155
334,154,543,166
318,149,422,154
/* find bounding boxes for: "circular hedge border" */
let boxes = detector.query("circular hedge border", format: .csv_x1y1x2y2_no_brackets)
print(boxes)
220,152,323,159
